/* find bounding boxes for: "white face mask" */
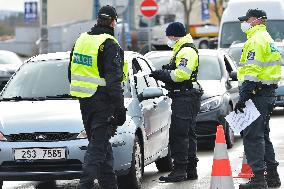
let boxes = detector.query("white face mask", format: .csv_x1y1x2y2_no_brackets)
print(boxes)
241,22,252,32
167,39,176,48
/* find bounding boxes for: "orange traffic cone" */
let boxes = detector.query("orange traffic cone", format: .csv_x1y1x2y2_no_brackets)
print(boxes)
234,152,254,179
210,125,235,189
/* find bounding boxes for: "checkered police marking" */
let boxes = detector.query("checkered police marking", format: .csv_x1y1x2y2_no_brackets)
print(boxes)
73,53,93,67
179,58,188,67
247,51,255,60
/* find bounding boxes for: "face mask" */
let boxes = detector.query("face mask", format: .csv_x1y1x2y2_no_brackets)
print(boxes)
241,22,252,32
167,39,176,48
241,18,261,33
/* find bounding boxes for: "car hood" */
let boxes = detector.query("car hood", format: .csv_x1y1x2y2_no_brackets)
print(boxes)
198,80,225,100
0,100,84,135
0,99,134,135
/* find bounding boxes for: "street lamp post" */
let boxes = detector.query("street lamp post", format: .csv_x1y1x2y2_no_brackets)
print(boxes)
39,0,48,54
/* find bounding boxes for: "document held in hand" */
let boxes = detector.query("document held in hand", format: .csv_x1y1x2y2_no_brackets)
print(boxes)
225,99,261,134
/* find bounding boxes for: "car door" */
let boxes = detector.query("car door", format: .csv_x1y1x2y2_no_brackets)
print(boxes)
136,57,171,155
223,54,239,106
132,58,161,159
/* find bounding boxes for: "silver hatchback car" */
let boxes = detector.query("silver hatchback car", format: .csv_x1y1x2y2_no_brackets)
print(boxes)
0,51,172,189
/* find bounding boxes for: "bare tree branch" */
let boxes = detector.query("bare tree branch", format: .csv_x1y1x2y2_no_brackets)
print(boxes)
180,0,197,31
213,0,223,24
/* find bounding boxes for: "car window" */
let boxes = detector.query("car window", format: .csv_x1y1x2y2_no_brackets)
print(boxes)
198,55,222,80
1,60,70,98
136,57,158,88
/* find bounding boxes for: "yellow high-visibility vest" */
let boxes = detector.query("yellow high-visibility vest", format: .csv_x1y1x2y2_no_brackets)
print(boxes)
70,33,128,98
238,25,282,85
170,34,199,82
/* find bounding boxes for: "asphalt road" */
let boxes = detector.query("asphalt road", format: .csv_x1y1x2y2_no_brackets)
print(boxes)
3,108,284,189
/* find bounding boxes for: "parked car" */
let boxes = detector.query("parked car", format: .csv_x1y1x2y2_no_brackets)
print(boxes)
145,49,239,148
228,42,284,107
0,50,23,90
0,51,172,189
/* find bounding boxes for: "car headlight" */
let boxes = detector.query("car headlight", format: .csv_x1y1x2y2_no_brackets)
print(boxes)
0,132,7,141
200,96,222,113
76,130,87,139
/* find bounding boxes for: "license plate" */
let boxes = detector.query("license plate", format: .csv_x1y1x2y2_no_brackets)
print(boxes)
13,148,66,160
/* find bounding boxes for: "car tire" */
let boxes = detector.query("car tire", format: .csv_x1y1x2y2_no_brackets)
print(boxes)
0,181,2,189
117,135,143,189
199,41,209,49
225,106,234,149
155,147,173,172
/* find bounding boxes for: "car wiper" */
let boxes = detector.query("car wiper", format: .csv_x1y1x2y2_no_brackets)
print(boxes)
44,94,76,99
0,96,43,101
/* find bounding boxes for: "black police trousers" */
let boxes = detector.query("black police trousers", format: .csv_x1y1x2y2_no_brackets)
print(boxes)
78,96,118,189
243,88,279,173
169,89,201,167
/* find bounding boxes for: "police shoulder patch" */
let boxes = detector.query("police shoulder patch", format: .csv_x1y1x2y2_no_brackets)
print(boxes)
99,44,104,52
247,51,255,60
179,58,188,67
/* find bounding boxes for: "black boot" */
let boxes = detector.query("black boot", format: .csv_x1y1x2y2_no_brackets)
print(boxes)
266,168,281,188
159,164,187,182
186,158,198,180
239,171,268,189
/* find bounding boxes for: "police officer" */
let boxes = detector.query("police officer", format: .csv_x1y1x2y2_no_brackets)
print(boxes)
150,22,202,182
69,5,127,189
236,9,282,189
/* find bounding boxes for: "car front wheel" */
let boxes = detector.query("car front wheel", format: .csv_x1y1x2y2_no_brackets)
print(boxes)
118,135,143,189
0,181,3,189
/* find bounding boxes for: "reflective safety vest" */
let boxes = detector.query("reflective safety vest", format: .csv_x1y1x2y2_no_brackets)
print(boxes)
70,33,128,98
238,25,282,85
170,34,199,82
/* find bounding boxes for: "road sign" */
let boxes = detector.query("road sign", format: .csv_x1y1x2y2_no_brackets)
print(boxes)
140,0,158,18
24,1,38,23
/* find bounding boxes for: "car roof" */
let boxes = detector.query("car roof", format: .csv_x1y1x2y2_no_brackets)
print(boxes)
27,51,140,62
145,49,221,58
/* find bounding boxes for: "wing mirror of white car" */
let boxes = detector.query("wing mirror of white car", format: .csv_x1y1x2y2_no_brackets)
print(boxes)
138,87,164,101
229,71,238,81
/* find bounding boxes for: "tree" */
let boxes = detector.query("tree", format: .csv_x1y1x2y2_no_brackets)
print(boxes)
211,0,223,24
179,0,197,31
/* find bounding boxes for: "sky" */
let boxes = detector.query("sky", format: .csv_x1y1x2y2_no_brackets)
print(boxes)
0,0,38,12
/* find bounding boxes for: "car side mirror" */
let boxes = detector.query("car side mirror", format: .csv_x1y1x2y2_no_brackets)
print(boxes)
208,37,218,49
138,87,164,101
229,71,238,81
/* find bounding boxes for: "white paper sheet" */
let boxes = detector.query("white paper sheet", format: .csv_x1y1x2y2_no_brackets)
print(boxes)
225,99,261,133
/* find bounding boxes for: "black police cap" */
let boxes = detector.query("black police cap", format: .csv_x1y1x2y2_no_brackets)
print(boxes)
238,9,267,21
98,5,118,21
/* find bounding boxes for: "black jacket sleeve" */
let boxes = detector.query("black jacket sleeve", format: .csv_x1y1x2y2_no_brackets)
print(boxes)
103,39,124,108
68,45,75,83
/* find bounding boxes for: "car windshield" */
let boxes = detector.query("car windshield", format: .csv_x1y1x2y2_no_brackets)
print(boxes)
221,20,284,48
1,60,70,98
0,53,22,64
229,46,284,66
150,54,222,80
